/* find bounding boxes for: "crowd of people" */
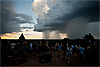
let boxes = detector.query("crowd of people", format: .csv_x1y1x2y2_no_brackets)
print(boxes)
61,39,99,66
1,38,99,66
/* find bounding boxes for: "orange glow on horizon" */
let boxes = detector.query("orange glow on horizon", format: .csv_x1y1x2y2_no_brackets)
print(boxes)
1,32,43,39
1,32,67,39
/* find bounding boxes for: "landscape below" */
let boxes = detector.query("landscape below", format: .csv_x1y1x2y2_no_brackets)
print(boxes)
0,33,99,66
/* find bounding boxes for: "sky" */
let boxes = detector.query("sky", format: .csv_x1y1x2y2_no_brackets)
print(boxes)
1,0,43,39
1,0,100,39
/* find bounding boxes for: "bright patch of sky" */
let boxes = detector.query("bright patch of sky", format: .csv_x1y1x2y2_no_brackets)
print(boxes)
14,0,37,24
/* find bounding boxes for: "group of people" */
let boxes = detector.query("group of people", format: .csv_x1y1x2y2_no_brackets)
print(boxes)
17,39,99,66
1,39,99,66
43,39,98,66
61,39,99,66
28,40,53,63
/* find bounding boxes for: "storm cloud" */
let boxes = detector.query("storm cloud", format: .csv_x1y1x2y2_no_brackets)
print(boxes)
31,0,99,39
20,27,33,29
1,0,33,34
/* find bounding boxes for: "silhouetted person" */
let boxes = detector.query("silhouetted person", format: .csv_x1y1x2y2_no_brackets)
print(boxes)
62,38,67,55
30,43,33,57
33,42,37,58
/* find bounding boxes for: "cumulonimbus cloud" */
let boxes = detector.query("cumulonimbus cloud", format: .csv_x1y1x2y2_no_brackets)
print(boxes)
31,0,99,39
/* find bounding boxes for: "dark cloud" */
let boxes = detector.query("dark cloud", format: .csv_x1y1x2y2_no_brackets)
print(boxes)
45,1,99,28
1,0,33,34
26,30,29,31
20,27,33,29
56,1,99,22
32,0,99,39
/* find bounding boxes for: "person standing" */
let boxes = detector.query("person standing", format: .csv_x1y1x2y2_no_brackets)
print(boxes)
30,43,33,57
66,46,73,64
55,43,58,51
79,46,85,60
33,42,37,58
58,43,61,52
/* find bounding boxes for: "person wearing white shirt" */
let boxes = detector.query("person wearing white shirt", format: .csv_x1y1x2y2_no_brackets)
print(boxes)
71,45,74,49
66,46,73,64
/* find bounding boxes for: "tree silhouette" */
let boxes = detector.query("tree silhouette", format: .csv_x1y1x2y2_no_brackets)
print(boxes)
83,33,94,41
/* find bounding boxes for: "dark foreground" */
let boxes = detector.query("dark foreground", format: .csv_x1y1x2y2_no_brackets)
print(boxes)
18,50,87,66
1,39,99,66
